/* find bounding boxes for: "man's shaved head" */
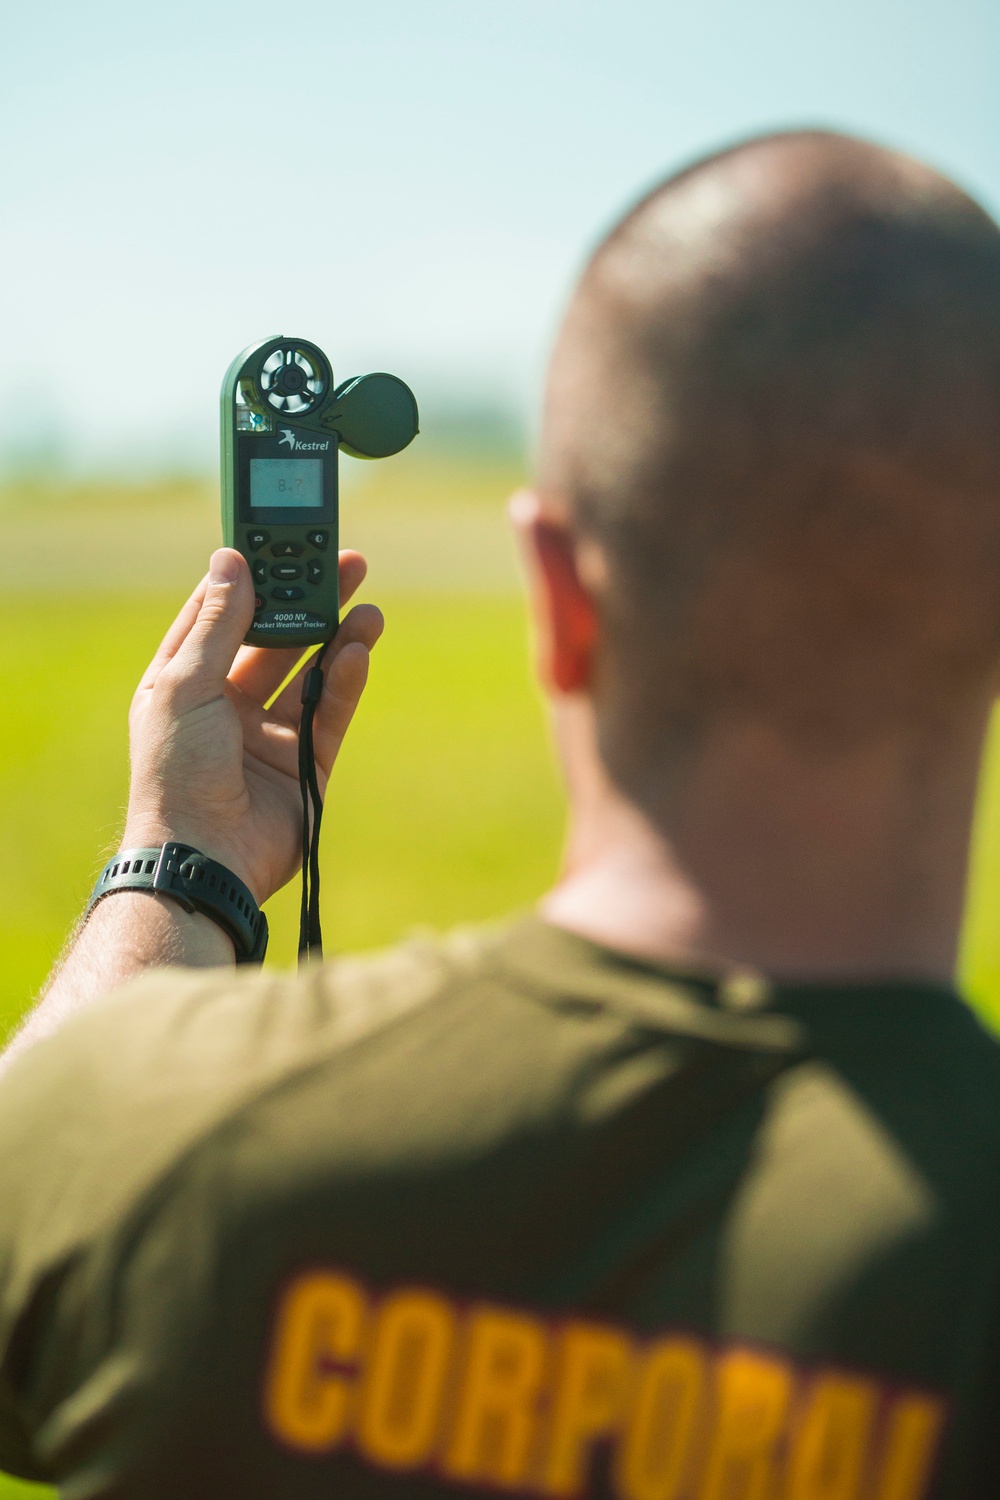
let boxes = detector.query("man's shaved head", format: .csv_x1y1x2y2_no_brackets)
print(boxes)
541,131,1000,799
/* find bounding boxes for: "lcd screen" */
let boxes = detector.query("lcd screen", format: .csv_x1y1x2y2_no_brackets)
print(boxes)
250,458,324,509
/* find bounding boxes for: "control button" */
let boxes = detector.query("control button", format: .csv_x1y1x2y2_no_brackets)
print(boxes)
271,563,303,581
272,541,304,557
306,530,328,550
254,594,267,613
307,559,323,584
252,560,269,585
246,530,270,550
272,586,304,601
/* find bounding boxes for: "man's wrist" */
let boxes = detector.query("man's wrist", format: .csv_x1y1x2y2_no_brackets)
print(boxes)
121,819,257,900
95,839,267,964
84,889,236,968
0,893,234,1075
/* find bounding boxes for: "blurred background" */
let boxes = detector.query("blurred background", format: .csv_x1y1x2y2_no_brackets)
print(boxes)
1,0,999,1211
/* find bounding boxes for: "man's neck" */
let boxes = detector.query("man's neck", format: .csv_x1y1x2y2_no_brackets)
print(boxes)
541,698,989,984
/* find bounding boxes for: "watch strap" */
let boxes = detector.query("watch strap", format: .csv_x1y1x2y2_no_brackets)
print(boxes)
87,843,268,964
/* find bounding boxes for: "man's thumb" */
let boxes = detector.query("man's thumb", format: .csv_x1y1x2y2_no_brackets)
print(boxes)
167,549,254,700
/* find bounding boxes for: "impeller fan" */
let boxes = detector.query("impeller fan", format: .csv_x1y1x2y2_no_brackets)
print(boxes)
258,345,328,415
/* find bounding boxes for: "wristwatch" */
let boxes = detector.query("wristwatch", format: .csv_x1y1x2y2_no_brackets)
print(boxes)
86,843,268,964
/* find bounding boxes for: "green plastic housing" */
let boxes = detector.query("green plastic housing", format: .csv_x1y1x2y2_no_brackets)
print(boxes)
221,335,418,648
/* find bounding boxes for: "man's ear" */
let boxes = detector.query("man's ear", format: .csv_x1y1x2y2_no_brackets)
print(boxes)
509,490,598,694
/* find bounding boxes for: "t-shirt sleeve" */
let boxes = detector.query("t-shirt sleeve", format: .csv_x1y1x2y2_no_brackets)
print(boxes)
3,1029,432,1498
0,965,294,1489
0,938,460,1493
0,1135,224,1492
0,1376,38,1481
0,974,215,1486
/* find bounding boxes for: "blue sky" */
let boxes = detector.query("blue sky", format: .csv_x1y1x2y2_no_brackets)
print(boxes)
2,0,998,472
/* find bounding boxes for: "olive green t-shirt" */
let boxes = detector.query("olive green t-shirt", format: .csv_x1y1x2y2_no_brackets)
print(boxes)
1,917,999,1499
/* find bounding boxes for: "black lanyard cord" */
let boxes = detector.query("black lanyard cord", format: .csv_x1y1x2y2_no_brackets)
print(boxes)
297,641,332,965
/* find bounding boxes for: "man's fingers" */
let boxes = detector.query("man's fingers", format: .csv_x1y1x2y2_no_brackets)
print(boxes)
228,551,371,707
329,601,386,656
158,549,255,706
311,641,373,778
230,641,314,711
263,601,384,725
305,604,385,773
137,575,210,691
334,550,369,608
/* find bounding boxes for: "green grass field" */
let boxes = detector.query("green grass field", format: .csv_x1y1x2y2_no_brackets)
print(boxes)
0,587,565,1030
1,464,1000,1496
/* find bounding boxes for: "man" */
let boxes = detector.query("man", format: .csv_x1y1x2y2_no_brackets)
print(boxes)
1,128,999,1499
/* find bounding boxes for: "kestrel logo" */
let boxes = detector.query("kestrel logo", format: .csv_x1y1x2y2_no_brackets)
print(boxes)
278,429,330,453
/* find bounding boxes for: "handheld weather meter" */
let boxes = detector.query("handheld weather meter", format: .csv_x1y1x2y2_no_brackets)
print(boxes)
221,336,418,647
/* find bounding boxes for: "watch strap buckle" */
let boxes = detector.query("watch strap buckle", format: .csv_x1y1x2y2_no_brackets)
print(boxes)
88,844,268,965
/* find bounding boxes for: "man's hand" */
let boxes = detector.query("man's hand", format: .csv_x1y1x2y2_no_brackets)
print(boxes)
0,549,381,1073
124,546,383,904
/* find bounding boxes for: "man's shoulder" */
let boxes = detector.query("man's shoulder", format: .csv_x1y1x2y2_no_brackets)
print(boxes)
10,913,509,1081
6,918,1000,1298
0,920,526,1271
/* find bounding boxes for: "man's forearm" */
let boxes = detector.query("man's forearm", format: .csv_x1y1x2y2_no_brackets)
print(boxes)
0,893,233,1074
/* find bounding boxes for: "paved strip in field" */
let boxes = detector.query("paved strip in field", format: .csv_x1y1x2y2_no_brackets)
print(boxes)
0,468,524,596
